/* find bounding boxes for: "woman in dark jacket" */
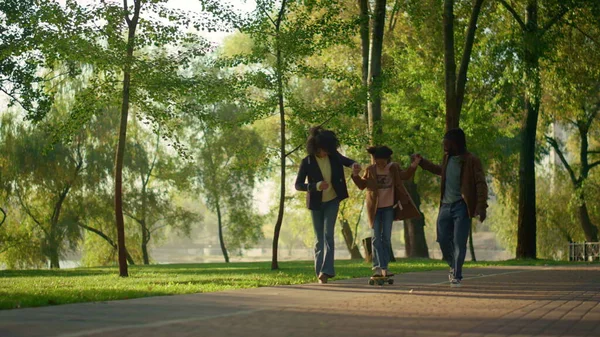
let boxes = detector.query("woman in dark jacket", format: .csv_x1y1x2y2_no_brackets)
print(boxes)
295,127,359,284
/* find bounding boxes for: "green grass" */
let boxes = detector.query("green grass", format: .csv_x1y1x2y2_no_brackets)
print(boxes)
0,258,588,310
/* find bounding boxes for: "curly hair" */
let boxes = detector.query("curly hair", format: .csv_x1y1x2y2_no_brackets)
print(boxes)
367,145,393,159
306,126,339,155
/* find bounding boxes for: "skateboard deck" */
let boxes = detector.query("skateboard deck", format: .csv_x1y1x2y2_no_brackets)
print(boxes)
368,275,394,285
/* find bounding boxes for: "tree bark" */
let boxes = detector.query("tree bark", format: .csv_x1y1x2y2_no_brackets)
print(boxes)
49,245,60,269
271,0,288,270
141,223,150,265
578,202,598,242
516,2,540,260
368,0,386,140
403,179,430,257
115,0,142,277
216,200,229,263
341,219,363,259
358,0,370,122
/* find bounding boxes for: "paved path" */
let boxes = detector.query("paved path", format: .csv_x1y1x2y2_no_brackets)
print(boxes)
1,266,599,337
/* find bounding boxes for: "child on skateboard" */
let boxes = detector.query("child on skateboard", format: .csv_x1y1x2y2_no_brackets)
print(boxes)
352,146,422,280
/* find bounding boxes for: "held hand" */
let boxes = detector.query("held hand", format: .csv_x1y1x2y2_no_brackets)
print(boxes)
352,163,362,176
410,154,422,168
319,181,330,191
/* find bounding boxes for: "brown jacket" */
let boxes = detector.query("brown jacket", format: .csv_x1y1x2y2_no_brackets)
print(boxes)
420,152,488,218
352,163,421,229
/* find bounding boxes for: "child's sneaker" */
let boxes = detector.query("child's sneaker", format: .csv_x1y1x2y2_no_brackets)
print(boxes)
318,273,328,284
372,267,382,277
450,278,461,287
382,269,394,277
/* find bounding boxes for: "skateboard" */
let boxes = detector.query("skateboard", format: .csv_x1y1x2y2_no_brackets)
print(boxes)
368,275,394,286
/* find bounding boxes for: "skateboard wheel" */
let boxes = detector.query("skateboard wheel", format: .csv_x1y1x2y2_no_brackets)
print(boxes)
378,280,384,286
368,279,375,285
388,279,394,285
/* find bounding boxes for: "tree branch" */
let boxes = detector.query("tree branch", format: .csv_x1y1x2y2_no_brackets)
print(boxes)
541,6,571,35
0,207,6,227
566,21,600,47
546,136,578,185
257,4,277,27
456,0,485,113
498,0,526,30
123,0,132,26
590,161,600,171
275,0,288,30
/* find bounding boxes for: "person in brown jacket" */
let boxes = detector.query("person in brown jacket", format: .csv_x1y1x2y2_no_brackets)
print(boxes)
414,128,488,287
352,146,421,277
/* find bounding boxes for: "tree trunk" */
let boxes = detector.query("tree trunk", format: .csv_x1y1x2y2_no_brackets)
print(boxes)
443,0,458,129
115,0,142,277
362,237,373,262
367,0,386,140
358,0,370,122
341,219,363,259
469,219,476,261
141,224,150,265
403,179,430,258
578,202,598,242
216,201,229,263
49,245,60,269
271,1,288,271
516,2,539,260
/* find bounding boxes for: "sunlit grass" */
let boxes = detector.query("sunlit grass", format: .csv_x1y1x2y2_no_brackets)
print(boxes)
0,258,586,310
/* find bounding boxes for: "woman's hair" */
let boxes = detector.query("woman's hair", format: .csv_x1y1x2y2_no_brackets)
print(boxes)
306,126,339,155
367,146,393,160
444,128,467,154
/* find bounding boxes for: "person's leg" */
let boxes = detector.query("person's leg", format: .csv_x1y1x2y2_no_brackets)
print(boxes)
380,208,394,272
371,209,384,274
436,204,455,270
451,201,470,280
311,208,325,278
321,199,340,277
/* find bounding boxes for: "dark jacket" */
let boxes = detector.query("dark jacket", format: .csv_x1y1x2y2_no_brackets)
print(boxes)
295,152,356,210
351,163,421,228
420,151,488,218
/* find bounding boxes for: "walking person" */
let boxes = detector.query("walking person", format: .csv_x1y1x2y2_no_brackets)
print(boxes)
351,146,422,277
295,127,360,284
414,128,488,287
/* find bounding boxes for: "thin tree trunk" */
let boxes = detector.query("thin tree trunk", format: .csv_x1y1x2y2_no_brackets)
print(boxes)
469,219,476,261
403,179,430,258
578,202,598,242
443,0,458,129
271,1,288,270
49,243,60,269
141,224,150,265
115,0,142,277
516,2,539,260
216,200,229,263
368,0,386,140
358,0,370,122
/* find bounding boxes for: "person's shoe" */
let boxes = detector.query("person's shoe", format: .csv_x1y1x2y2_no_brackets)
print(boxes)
450,278,462,287
382,269,394,277
448,268,454,282
372,267,382,277
318,273,329,284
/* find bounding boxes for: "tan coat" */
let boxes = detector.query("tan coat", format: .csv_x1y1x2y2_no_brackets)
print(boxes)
352,163,421,229
420,152,488,218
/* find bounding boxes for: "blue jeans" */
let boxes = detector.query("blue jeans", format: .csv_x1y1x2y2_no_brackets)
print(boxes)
437,200,470,280
372,207,394,270
310,198,340,277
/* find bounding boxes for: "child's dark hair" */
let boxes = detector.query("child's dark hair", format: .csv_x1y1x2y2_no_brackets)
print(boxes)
306,126,339,155
444,128,467,154
367,146,393,160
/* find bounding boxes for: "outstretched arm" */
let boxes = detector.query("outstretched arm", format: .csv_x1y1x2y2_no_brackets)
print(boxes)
351,165,368,190
418,156,443,176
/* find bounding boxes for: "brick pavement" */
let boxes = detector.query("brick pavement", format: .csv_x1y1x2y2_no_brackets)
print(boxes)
1,266,599,337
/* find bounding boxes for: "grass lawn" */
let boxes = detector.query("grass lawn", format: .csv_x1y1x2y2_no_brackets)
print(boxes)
0,258,585,310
